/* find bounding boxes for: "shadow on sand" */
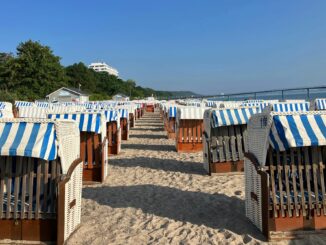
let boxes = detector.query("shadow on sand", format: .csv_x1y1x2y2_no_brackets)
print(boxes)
129,134,166,140
132,127,163,132
122,143,176,152
109,156,206,175
83,184,266,241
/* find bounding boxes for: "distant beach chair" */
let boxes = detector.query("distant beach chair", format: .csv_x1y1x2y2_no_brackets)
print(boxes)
245,110,326,241
145,103,155,113
47,112,108,183
175,107,207,152
0,118,82,244
0,102,14,119
313,98,326,111
203,106,260,174
119,108,129,140
104,110,121,155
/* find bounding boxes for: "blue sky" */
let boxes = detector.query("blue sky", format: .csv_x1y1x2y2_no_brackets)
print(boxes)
1,0,326,95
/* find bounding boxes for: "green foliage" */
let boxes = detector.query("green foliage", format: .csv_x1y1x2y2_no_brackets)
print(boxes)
0,40,183,102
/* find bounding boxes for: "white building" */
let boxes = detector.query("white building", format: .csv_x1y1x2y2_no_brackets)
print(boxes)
89,62,119,76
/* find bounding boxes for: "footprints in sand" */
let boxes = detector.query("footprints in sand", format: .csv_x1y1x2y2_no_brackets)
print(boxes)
67,111,267,245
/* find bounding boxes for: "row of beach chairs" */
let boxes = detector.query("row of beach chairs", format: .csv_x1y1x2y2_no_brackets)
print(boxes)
160,98,326,240
0,100,150,244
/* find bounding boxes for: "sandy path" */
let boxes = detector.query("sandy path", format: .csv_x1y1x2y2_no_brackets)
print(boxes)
67,110,321,245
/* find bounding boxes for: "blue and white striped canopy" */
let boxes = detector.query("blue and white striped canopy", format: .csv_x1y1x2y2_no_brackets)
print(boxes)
315,99,326,110
48,113,102,133
212,107,260,127
169,106,177,118
119,109,129,119
104,110,119,122
269,113,326,151
272,102,309,112
35,102,49,108
0,120,57,161
0,103,6,110
242,102,270,110
15,101,34,107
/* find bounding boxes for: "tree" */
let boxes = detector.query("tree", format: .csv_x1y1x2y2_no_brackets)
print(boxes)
10,40,67,100
65,62,97,92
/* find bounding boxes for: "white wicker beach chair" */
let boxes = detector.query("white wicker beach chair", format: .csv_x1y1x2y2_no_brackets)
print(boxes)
245,110,326,240
0,118,82,244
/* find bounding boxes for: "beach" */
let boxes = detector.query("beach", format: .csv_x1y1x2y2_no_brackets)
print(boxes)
67,110,323,245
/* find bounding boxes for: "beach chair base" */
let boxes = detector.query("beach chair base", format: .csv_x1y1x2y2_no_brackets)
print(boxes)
209,160,244,174
176,142,203,153
129,113,135,128
0,219,57,242
121,118,129,141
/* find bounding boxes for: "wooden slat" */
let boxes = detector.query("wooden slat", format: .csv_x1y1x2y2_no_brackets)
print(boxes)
35,159,42,219
87,133,93,169
312,147,321,216
235,126,243,160
199,120,203,142
222,127,230,161
290,149,300,217
241,125,248,153
0,157,6,218
107,122,113,147
183,120,187,143
318,147,326,215
13,157,23,219
94,133,100,167
50,160,57,213
283,151,292,217
28,158,34,219
43,160,49,212
276,151,285,217
269,149,278,217
297,149,306,216
304,147,313,212
21,157,27,219
5,156,12,219
217,128,224,162
229,126,237,161
80,132,86,166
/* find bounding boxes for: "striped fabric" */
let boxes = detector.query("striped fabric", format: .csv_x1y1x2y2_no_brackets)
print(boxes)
272,102,309,112
212,107,260,127
241,102,270,110
104,110,119,122
18,107,47,119
0,119,57,161
118,109,129,119
48,113,102,133
178,107,207,119
15,101,34,107
0,102,13,119
269,112,326,151
169,106,177,118
35,102,49,108
315,99,326,110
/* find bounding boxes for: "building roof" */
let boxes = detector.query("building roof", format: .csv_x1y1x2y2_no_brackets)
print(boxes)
113,93,129,98
46,87,89,97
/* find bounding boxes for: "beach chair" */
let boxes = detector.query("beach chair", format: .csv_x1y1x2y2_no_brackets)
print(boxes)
145,103,155,113
313,98,326,111
245,110,326,241
0,102,14,119
0,118,82,244
119,109,129,140
166,106,177,139
48,112,108,183
203,107,260,174
175,107,206,152
105,110,121,155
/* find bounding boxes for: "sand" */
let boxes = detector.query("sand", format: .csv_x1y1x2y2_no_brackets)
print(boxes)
67,111,326,245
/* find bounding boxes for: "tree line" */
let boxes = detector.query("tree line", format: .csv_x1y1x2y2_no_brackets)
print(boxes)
0,40,173,102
